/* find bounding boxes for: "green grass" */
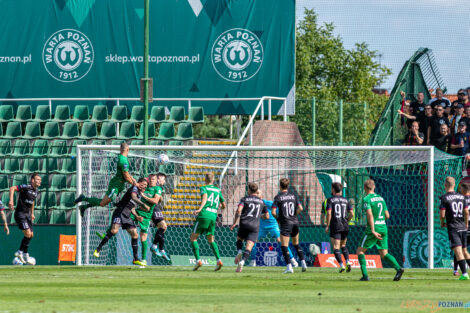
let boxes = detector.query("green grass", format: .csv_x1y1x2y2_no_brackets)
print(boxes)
0,266,469,313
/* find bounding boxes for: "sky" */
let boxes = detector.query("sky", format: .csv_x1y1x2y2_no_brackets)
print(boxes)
296,0,470,93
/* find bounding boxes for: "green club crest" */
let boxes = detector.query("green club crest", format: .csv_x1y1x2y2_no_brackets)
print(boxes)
43,29,94,82
211,28,263,82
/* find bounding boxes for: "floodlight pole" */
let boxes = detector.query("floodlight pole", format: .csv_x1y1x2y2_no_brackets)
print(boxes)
143,0,150,174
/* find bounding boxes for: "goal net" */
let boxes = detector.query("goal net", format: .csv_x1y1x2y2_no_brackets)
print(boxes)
76,145,462,269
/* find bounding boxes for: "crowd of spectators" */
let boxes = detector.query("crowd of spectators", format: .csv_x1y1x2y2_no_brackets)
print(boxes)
398,87,470,156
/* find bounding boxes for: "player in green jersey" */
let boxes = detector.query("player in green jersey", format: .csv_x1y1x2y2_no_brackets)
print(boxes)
132,174,159,266
356,179,404,281
75,142,137,215
148,173,170,261
190,173,226,271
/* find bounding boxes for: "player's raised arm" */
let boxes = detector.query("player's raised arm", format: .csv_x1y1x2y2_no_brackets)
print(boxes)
131,192,149,212
124,171,137,186
141,192,160,205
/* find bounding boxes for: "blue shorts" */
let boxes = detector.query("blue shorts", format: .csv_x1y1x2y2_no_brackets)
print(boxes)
258,224,280,239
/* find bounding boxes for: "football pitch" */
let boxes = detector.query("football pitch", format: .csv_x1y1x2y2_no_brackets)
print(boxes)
1,266,469,313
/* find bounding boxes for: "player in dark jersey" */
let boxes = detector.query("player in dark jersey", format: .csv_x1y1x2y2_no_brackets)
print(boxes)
455,181,470,276
440,177,469,280
325,182,354,273
93,178,149,267
230,182,268,272
9,173,41,264
272,178,307,273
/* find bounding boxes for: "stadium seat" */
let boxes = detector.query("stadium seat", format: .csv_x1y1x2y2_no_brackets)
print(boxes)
3,159,20,173
99,121,117,139
111,139,125,146
0,123,3,136
149,106,166,123
22,121,42,138
0,139,11,156
79,121,97,139
4,121,22,138
49,140,68,157
131,139,144,145
68,174,77,191
173,123,193,141
39,174,49,190
0,175,8,191
53,105,71,122
34,105,51,122
42,121,60,139
72,105,90,122
60,121,79,139
110,106,128,122
149,139,164,145
11,174,27,187
166,106,185,123
58,191,75,210
50,174,67,191
117,121,137,139
90,105,109,122
28,139,49,157
69,139,87,156
156,122,175,140
23,158,40,172
49,209,67,224
0,105,14,122
128,106,145,123
40,192,57,209
58,158,76,173
12,140,30,156
15,105,33,122
137,123,156,138
68,210,76,224
91,139,106,145
33,209,47,224
187,107,204,124
42,158,59,173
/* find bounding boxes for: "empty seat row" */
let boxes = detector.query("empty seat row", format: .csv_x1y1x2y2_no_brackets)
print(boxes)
0,139,84,157
1,121,193,140
0,104,204,124
0,174,76,192
0,158,76,174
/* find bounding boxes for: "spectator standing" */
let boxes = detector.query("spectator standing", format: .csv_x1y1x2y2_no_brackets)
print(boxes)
427,104,450,145
433,124,451,153
403,121,424,146
429,88,452,115
450,104,465,135
450,121,470,156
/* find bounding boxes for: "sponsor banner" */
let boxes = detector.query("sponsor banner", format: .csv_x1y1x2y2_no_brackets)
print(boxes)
252,242,315,267
402,229,451,268
0,0,295,115
314,254,383,269
170,255,233,267
58,234,76,262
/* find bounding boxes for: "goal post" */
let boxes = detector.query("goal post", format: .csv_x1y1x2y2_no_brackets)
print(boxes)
75,145,460,269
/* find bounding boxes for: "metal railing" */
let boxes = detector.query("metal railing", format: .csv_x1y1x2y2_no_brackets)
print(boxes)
0,97,283,115
218,96,287,186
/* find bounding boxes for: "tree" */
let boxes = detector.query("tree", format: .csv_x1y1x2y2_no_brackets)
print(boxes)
294,9,391,145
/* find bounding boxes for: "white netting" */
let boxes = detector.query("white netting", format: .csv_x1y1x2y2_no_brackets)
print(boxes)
77,146,461,268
